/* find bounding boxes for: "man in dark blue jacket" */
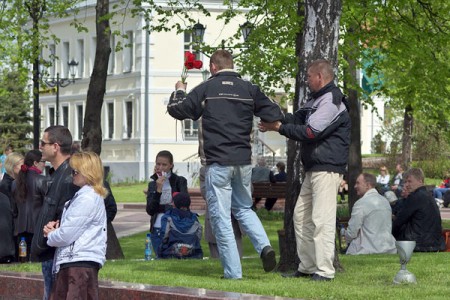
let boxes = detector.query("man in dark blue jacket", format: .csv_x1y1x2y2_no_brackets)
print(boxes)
260,59,350,281
168,50,283,279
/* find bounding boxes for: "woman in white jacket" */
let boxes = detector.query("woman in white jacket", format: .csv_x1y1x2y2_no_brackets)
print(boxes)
43,152,107,300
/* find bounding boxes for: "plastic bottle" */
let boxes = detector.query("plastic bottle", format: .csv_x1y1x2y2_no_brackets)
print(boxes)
145,233,152,261
19,237,27,263
340,225,347,250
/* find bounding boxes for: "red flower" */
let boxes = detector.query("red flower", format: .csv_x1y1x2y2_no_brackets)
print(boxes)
181,51,203,83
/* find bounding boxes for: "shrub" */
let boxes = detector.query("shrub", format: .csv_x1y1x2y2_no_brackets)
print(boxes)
412,159,450,179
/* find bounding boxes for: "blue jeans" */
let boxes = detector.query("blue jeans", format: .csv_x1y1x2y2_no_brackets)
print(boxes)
205,163,271,279
151,227,162,258
42,259,55,300
434,188,450,199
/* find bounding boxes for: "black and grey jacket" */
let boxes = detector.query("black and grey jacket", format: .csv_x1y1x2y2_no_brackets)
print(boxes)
168,70,284,166
279,82,350,174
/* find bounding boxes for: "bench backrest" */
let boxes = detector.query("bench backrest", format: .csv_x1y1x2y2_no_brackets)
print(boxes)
252,182,287,198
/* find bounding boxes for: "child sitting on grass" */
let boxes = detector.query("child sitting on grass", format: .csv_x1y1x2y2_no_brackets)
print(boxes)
158,192,203,259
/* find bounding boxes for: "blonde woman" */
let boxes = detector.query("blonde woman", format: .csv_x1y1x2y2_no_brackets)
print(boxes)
0,152,24,200
43,152,107,300
376,166,390,194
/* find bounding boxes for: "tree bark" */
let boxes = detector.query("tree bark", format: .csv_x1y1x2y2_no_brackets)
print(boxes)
81,0,111,154
279,0,343,272
401,105,413,168
81,0,124,259
277,1,303,273
343,27,362,214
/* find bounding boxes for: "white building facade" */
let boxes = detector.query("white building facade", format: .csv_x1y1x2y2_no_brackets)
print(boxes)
37,0,382,184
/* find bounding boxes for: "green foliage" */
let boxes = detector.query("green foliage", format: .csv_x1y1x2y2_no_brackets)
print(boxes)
412,160,450,180
0,70,32,151
371,133,386,154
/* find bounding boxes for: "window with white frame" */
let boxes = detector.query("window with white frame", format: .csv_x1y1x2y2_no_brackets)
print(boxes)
181,30,200,142
184,32,201,60
77,39,84,78
124,101,132,139
123,31,134,73
48,107,55,126
108,35,115,74
183,119,198,140
62,106,69,127
62,42,70,77
106,102,114,139
48,44,56,77
76,104,83,140
91,37,97,75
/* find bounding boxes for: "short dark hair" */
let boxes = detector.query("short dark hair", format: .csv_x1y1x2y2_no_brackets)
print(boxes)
308,59,334,81
156,150,173,165
210,50,234,70
276,161,285,172
361,173,376,188
44,125,73,155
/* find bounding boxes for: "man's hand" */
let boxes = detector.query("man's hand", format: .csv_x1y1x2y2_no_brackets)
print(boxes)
258,120,282,132
175,81,187,91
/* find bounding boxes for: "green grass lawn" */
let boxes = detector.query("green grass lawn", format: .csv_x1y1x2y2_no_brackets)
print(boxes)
110,182,147,203
2,212,450,299
2,183,450,299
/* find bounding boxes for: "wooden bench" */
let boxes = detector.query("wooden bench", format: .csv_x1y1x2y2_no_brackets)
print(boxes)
252,182,287,199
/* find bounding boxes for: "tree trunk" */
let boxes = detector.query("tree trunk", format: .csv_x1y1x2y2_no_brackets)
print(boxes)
401,105,413,168
279,0,343,272
277,1,303,273
81,0,111,154
81,0,124,259
343,27,362,214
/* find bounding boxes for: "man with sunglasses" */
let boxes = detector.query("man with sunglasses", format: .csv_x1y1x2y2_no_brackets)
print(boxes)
31,125,79,300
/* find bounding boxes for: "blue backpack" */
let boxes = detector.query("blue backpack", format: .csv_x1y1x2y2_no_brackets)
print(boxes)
159,213,203,259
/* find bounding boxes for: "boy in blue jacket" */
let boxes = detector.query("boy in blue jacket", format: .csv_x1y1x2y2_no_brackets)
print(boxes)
158,192,203,259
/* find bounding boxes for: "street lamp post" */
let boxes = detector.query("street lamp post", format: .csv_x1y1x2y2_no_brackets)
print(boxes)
42,59,79,125
192,21,253,57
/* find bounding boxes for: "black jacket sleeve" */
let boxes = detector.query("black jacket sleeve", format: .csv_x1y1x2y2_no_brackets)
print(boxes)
103,181,117,223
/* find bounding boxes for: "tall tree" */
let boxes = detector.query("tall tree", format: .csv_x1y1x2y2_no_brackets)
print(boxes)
0,70,33,152
81,0,111,154
279,0,343,271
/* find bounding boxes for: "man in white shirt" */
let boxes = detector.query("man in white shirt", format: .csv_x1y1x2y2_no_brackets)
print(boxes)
345,173,397,255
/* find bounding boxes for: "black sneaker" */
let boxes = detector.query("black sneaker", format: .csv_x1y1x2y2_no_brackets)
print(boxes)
281,270,312,278
260,245,277,272
311,273,333,281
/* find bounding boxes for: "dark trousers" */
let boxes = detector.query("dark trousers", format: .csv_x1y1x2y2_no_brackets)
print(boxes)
50,266,99,300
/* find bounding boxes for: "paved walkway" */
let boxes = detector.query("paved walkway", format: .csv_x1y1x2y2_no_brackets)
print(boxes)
112,203,205,238
112,204,450,238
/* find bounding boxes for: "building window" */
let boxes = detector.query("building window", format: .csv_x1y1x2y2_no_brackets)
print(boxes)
106,102,114,139
62,41,70,77
77,39,84,78
48,44,56,77
62,106,69,127
184,32,200,60
108,35,115,74
123,31,134,73
91,37,97,75
124,101,132,138
183,120,198,140
76,104,83,140
48,107,55,126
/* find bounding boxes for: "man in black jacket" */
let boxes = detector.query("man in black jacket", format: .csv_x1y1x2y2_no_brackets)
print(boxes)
260,59,351,281
168,50,283,279
393,168,445,252
31,126,79,299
